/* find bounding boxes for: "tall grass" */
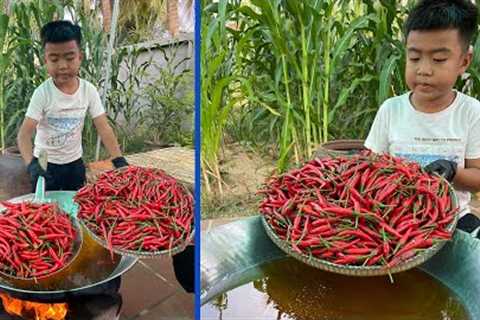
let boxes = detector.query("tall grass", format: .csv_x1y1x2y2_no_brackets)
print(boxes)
201,0,422,187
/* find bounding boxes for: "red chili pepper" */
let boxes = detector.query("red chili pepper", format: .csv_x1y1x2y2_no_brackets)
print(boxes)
366,252,384,266
333,254,367,265
344,247,372,255
322,207,354,216
393,227,413,254
379,222,402,239
396,236,434,258
309,224,332,235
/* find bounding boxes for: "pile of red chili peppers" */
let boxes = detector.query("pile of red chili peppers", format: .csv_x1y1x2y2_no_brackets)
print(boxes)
259,151,458,268
74,166,193,255
0,202,77,278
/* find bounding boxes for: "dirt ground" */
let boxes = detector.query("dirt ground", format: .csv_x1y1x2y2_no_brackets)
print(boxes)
202,143,276,219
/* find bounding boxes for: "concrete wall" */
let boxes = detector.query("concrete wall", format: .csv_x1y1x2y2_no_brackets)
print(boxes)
113,32,194,142
118,32,194,85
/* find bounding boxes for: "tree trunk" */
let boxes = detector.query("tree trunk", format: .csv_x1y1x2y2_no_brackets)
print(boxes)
167,0,179,36
101,0,112,32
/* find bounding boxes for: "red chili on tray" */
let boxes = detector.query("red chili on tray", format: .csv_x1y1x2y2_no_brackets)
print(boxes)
74,166,193,255
0,202,77,279
258,151,459,269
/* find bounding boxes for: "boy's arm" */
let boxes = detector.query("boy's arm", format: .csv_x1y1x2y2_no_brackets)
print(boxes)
451,105,480,193
92,114,123,159
452,158,480,193
17,117,38,165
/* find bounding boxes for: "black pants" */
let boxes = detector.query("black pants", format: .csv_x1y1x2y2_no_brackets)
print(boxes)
30,157,86,192
173,245,194,293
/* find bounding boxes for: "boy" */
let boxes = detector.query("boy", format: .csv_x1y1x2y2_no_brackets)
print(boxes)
365,0,480,237
17,20,128,192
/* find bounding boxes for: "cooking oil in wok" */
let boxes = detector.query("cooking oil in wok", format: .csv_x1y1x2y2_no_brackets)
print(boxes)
202,258,470,320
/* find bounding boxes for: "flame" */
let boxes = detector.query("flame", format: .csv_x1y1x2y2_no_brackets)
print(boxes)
0,293,68,320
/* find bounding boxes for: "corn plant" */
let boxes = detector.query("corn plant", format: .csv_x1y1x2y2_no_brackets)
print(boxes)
211,0,417,173
458,27,480,96
233,0,382,170
1,0,64,151
201,0,242,194
0,11,9,153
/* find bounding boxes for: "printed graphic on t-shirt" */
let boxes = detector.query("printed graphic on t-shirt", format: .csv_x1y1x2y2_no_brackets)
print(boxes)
395,152,458,167
390,136,463,167
46,117,82,147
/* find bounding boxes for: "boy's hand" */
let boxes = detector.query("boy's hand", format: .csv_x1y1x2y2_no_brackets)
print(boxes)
111,156,129,169
424,159,457,182
27,158,52,186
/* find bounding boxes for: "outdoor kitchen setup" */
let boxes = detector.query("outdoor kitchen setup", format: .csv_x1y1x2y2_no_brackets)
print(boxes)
0,148,195,320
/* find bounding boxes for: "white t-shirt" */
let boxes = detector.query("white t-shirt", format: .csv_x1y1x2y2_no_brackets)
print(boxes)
25,78,105,164
365,91,480,217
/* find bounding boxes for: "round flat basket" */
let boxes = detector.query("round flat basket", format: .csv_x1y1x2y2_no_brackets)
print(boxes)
77,166,194,258
261,182,459,276
80,219,194,259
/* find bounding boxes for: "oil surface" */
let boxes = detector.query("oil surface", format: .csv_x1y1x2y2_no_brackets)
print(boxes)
202,258,470,320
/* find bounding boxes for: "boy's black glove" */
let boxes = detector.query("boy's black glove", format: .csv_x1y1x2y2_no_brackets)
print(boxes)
27,158,49,183
111,156,128,169
424,159,457,182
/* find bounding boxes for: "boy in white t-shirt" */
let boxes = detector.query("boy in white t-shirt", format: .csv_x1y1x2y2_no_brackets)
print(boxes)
17,20,128,192
365,0,480,237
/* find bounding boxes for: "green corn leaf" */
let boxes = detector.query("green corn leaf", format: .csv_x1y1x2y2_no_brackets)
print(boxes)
331,14,376,71
378,54,401,105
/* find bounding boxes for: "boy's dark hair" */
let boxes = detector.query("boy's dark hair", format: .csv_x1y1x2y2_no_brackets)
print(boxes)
405,0,478,50
40,20,82,48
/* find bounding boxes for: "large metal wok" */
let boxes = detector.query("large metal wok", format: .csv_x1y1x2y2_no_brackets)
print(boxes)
0,191,138,302
201,216,480,319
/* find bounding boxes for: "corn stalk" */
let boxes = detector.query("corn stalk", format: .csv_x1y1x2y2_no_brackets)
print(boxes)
0,12,9,154
201,0,241,194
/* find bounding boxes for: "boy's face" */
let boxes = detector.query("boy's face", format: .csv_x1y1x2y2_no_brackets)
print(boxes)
44,40,82,86
405,29,472,108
